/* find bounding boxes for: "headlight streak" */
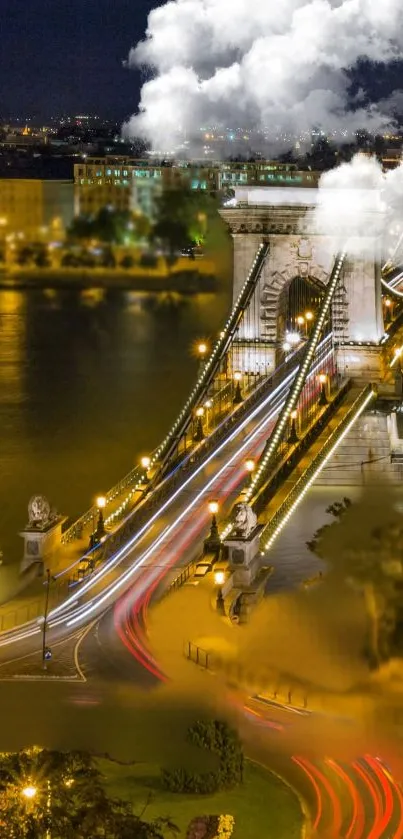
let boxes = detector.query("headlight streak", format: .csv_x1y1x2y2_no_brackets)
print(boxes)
64,339,333,628
49,363,300,619
64,397,287,626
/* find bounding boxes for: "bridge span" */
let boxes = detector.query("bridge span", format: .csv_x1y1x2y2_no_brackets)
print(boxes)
1,186,403,658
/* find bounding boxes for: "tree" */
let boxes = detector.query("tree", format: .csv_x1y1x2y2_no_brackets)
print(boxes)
68,208,146,247
0,748,175,839
151,187,215,261
307,499,403,668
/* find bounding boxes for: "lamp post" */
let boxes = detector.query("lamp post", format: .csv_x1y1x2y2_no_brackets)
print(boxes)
233,371,243,404
296,314,306,336
42,568,52,670
288,409,299,444
305,310,314,328
140,455,151,483
94,495,106,541
214,569,225,614
204,399,213,433
318,373,328,406
245,458,255,484
197,342,208,372
194,407,205,442
205,500,221,552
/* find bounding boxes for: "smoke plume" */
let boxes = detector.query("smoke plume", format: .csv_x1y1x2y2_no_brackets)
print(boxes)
312,153,403,259
124,0,403,153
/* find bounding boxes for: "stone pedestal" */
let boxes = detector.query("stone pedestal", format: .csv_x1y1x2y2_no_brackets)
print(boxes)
224,525,264,587
19,516,67,574
336,345,382,382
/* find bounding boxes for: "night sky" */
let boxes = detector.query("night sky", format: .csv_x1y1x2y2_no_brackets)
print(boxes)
1,0,402,125
0,0,156,121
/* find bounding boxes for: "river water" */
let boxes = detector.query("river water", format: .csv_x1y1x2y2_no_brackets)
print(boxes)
0,287,231,564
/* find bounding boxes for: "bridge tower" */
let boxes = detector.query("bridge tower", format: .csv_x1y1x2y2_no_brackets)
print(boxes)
220,187,384,380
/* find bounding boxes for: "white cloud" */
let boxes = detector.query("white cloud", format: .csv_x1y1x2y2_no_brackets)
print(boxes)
124,0,403,152
312,154,403,259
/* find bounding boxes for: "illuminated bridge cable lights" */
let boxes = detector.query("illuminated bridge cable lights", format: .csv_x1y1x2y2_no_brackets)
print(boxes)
150,243,270,470
245,252,346,503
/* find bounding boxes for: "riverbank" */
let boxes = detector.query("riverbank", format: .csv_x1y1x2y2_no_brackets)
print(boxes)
0,260,218,293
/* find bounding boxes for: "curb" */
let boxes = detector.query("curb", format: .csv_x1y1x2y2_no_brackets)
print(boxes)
246,756,312,839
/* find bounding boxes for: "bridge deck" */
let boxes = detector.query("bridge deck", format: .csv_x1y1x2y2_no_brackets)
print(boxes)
259,385,369,531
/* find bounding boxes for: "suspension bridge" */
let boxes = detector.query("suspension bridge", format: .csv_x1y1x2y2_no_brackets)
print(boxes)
1,184,403,644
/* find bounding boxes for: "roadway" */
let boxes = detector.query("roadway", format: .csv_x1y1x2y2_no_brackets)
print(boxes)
0,334,334,660
2,330,401,837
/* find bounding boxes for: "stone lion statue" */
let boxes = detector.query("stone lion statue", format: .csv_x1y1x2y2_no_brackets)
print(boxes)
231,502,257,538
28,495,51,528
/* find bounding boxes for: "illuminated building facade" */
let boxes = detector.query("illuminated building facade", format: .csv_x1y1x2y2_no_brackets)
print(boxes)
74,157,320,219
0,178,74,242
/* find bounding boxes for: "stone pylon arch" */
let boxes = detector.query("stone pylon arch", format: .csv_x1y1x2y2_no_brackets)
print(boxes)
260,262,327,343
220,194,385,378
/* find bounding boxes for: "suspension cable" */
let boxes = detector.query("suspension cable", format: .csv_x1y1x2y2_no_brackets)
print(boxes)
151,241,270,471
245,251,346,504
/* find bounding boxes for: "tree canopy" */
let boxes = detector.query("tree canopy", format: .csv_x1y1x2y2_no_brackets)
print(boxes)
0,747,176,839
68,208,150,246
307,498,403,668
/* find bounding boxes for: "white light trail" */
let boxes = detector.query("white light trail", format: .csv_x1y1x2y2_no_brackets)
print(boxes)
65,341,333,627
262,389,375,552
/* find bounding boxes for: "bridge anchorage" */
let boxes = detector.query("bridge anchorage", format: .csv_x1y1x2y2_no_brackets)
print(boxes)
4,186,403,640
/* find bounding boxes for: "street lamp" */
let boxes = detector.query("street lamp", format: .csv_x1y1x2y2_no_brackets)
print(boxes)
197,342,208,357
42,568,52,669
233,371,243,404
22,785,37,800
214,569,225,614
205,500,221,552
194,406,205,442
140,455,151,483
283,341,291,353
318,373,328,406
305,310,314,323
95,495,106,541
245,458,255,473
288,409,299,444
204,399,213,432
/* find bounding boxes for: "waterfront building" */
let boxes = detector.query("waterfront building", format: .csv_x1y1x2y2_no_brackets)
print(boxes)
0,177,74,242
74,157,320,219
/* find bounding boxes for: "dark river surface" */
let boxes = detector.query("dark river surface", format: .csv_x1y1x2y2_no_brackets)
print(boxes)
0,286,231,563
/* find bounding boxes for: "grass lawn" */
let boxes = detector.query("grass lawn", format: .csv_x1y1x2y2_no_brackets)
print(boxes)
100,757,302,839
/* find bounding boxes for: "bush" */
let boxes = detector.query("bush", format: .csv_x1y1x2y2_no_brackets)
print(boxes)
162,720,244,795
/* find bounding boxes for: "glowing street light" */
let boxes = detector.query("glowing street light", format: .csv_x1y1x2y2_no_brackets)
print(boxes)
283,341,291,353
214,568,225,614
214,570,225,586
296,315,305,326
197,342,208,357
140,456,151,470
194,406,205,442
318,373,328,406
305,310,314,322
288,409,299,444
205,500,220,552
22,785,37,800
233,371,243,405
285,331,301,346
245,459,255,473
92,494,106,543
